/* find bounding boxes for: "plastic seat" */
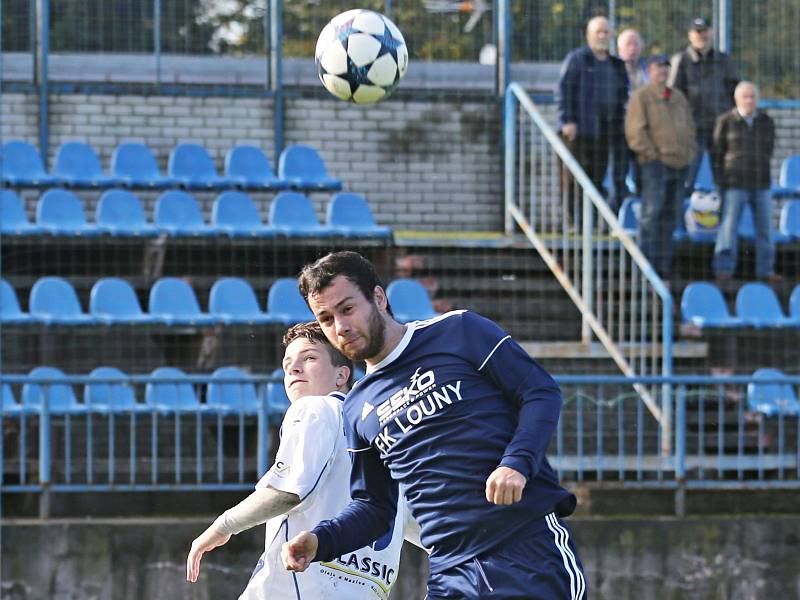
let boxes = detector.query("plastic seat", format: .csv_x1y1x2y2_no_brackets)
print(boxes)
736,202,790,244
790,285,800,321
1,384,23,415
267,368,290,422
680,282,744,329
145,367,205,413
22,366,87,414
154,190,219,236
84,366,147,413
746,368,800,417
265,278,314,325
224,145,288,190
211,191,276,238
111,142,177,189
735,282,799,328
168,143,231,190
207,367,261,415
1,279,34,324
0,140,57,187
269,191,335,237
778,156,800,194
96,189,160,237
386,279,439,323
277,144,343,191
209,278,278,325
52,141,121,188
693,151,715,192
779,200,800,239
29,277,98,325
148,278,218,326
36,189,101,237
90,278,158,325
616,196,640,236
1,190,44,235
326,193,392,238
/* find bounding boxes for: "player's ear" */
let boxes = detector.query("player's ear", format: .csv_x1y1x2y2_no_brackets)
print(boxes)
336,365,351,388
373,285,387,310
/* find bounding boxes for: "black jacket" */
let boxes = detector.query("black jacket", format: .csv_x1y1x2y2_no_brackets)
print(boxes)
711,109,774,190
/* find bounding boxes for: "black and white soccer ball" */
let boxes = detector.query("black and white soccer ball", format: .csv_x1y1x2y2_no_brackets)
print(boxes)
315,9,408,104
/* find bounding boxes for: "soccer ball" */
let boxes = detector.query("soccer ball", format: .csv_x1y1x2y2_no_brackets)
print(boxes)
315,9,408,104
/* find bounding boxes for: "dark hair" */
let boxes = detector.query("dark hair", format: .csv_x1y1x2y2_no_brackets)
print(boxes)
282,321,354,388
298,251,393,316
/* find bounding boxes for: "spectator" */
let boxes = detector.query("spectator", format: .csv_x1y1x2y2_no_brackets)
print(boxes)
712,81,779,282
669,16,740,195
618,28,648,193
625,54,697,281
557,16,630,217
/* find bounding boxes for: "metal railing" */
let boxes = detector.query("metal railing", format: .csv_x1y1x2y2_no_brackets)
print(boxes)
504,82,674,450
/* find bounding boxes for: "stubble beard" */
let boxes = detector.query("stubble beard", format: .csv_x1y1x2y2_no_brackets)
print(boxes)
337,303,386,362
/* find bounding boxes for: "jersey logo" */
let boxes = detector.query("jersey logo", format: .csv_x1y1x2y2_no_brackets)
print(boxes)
361,401,375,420
270,460,290,476
376,368,435,425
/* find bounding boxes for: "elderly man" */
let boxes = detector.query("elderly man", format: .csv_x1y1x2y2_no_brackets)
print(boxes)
557,15,630,216
626,55,696,281
617,29,647,90
711,81,780,282
669,16,740,194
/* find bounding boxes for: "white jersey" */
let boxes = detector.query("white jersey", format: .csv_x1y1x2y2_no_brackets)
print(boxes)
239,391,406,600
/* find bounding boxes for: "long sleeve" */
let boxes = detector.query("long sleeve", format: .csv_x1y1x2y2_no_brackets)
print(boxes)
556,53,577,129
711,114,728,186
625,90,658,163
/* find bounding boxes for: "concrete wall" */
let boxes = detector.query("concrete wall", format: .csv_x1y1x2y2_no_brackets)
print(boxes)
2,516,799,599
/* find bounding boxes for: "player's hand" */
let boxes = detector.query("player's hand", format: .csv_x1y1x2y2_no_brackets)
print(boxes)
561,123,578,141
485,466,527,505
186,526,231,583
282,531,319,572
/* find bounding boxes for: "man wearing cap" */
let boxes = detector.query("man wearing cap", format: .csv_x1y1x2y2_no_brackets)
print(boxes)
669,16,740,195
626,54,697,280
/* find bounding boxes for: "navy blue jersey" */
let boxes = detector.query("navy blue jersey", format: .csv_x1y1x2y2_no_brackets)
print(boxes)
311,310,576,574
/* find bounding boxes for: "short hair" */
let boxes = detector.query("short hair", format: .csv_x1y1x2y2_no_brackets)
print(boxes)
298,251,393,316
282,321,354,388
734,80,759,98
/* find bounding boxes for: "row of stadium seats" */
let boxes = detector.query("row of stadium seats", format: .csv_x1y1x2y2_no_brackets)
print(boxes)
0,189,390,239
618,197,800,242
1,277,439,327
0,365,289,416
1,141,342,191
681,281,800,328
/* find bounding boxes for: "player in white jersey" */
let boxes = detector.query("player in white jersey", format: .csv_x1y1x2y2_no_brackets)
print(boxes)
186,322,413,599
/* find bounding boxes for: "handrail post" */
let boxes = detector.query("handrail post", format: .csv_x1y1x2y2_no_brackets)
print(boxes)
581,190,593,343
39,385,52,519
257,384,269,477
504,86,517,235
674,384,686,516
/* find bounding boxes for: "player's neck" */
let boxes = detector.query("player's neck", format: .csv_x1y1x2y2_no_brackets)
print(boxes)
365,320,408,368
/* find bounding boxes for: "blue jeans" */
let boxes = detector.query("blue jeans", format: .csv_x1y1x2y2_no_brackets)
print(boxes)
638,160,686,279
713,188,775,278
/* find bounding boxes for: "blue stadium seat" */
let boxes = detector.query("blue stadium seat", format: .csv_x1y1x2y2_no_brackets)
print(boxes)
1,279,34,324
736,202,790,244
22,366,87,414
0,140,57,187
616,196,640,236
145,367,205,413
29,277,98,325
386,279,439,323
779,200,800,240
96,189,159,237
84,366,147,413
277,144,343,191
154,190,219,236
693,151,715,192
168,143,230,190
224,145,288,190
680,282,744,329
735,282,799,328
265,278,314,325
52,141,121,188
111,142,177,189
90,278,158,325
778,155,800,195
207,367,261,415
1,383,23,415
211,191,276,238
789,285,800,321
148,278,218,326
36,189,101,237
269,191,335,237
326,193,392,238
267,368,290,422
209,278,278,325
746,368,800,417
1,190,44,236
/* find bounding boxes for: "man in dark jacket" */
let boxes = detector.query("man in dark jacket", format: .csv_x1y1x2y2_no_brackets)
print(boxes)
669,16,740,195
711,81,779,281
557,16,630,217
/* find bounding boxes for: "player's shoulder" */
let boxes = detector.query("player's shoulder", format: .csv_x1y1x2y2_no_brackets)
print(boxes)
286,393,342,423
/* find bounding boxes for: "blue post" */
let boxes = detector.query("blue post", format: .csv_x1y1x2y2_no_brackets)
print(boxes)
36,0,50,162
675,385,686,481
257,384,269,477
265,0,271,88
39,386,51,517
270,0,284,161
384,0,392,19
503,85,517,235
154,0,162,84
496,0,511,97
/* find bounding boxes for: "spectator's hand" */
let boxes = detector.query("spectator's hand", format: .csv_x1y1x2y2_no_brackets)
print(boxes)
562,123,578,141
282,531,319,572
186,526,231,583
485,466,527,505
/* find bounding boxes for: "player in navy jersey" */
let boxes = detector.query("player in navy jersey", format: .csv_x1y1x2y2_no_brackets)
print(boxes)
282,251,586,600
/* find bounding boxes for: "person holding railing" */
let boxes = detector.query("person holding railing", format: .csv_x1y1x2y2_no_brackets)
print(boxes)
557,15,630,217
625,54,697,282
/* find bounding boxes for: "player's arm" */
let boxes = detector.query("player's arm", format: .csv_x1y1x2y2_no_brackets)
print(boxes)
186,486,300,582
